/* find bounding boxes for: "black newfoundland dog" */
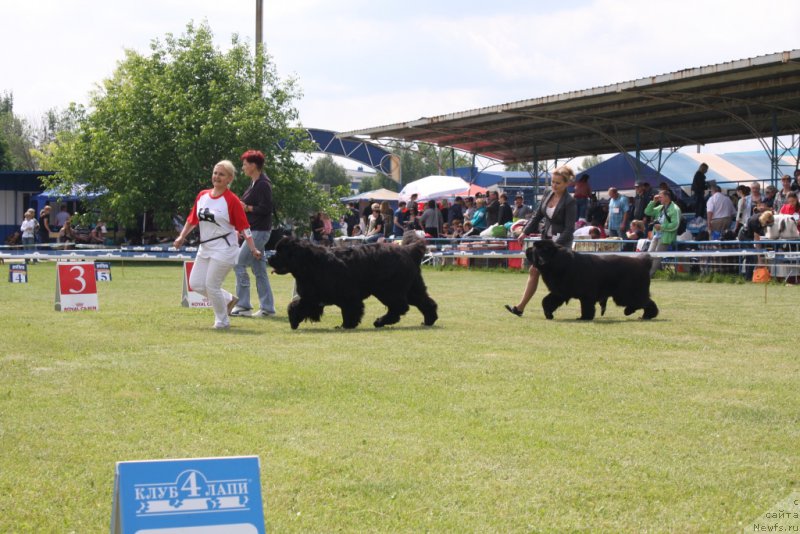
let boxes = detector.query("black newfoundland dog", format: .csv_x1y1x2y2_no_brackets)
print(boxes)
268,234,438,329
527,240,658,320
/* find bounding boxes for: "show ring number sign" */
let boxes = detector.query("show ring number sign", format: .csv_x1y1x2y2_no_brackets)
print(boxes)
8,263,28,283
182,260,211,308
55,261,98,311
111,456,265,534
95,261,112,281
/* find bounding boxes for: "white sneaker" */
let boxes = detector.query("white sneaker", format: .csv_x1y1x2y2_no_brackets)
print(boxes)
213,322,230,330
229,305,252,317
253,309,275,318
226,296,240,316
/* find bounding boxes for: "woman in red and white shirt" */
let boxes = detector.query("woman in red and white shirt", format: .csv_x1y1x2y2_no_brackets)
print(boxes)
174,160,262,329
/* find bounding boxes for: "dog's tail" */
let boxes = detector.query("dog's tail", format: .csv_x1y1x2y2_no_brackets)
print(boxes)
401,231,429,264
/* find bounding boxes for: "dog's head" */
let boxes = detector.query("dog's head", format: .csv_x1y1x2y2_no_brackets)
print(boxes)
527,239,564,270
765,214,800,240
267,236,312,275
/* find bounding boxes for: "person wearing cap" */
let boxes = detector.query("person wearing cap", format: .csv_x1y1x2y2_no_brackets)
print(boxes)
512,194,532,220
705,184,736,236
365,202,384,243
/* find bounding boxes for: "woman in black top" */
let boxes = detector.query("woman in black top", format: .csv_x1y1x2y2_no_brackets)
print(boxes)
505,165,577,317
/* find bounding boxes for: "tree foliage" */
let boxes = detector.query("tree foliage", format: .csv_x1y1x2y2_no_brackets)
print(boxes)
579,155,603,172
358,173,399,193
394,142,473,184
0,92,35,170
44,21,326,229
310,155,349,188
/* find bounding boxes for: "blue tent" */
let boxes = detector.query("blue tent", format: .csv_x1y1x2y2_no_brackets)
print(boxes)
33,185,106,215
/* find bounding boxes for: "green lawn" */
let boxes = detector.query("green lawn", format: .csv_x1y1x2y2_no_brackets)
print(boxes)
1,262,798,532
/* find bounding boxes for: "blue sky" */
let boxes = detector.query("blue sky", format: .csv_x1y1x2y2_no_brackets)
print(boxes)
1,0,798,155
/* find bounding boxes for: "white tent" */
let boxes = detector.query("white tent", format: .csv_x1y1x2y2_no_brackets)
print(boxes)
398,175,472,201
340,188,400,202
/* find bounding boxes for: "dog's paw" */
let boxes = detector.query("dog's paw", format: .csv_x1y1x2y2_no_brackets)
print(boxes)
373,319,385,328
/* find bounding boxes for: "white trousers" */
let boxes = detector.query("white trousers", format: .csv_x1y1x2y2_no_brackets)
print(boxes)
190,255,235,326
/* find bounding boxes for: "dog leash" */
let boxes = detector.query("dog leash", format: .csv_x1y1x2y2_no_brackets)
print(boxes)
199,232,233,246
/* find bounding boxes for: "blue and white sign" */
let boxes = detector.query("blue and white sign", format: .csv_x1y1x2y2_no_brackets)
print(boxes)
8,263,27,283
111,456,265,534
95,261,112,281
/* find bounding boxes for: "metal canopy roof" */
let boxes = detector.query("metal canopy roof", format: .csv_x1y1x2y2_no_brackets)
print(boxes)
340,49,800,164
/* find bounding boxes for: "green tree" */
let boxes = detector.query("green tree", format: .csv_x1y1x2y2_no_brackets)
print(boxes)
44,21,326,231
579,155,603,171
0,92,35,170
310,155,349,189
394,142,472,184
0,130,10,169
358,173,399,193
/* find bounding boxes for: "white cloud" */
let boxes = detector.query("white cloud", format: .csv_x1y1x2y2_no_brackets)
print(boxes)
2,0,798,157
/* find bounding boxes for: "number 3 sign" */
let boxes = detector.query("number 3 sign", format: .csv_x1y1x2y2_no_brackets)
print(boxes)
55,261,99,311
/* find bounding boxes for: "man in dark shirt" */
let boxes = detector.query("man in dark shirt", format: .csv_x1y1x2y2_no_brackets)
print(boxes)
485,190,500,226
632,181,653,227
393,201,408,236
344,202,360,237
448,196,464,224
498,193,513,225
691,163,709,217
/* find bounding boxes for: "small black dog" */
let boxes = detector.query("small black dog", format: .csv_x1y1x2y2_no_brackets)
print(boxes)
527,240,658,320
268,234,438,329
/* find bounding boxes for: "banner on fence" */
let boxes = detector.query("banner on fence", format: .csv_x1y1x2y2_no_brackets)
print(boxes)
111,456,265,534
55,261,98,311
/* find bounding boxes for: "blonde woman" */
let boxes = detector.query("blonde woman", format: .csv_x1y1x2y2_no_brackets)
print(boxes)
174,160,263,329
505,165,577,317
20,208,38,250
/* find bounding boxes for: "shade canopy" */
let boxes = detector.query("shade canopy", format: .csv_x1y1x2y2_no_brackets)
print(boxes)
340,187,399,202
398,175,474,201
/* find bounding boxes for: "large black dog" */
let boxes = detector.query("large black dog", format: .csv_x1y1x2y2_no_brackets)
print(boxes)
268,235,438,329
527,240,658,320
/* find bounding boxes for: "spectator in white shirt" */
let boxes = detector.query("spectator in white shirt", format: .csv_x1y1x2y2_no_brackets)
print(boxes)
705,184,736,235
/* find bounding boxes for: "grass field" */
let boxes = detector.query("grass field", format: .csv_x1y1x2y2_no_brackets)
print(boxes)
1,261,798,532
